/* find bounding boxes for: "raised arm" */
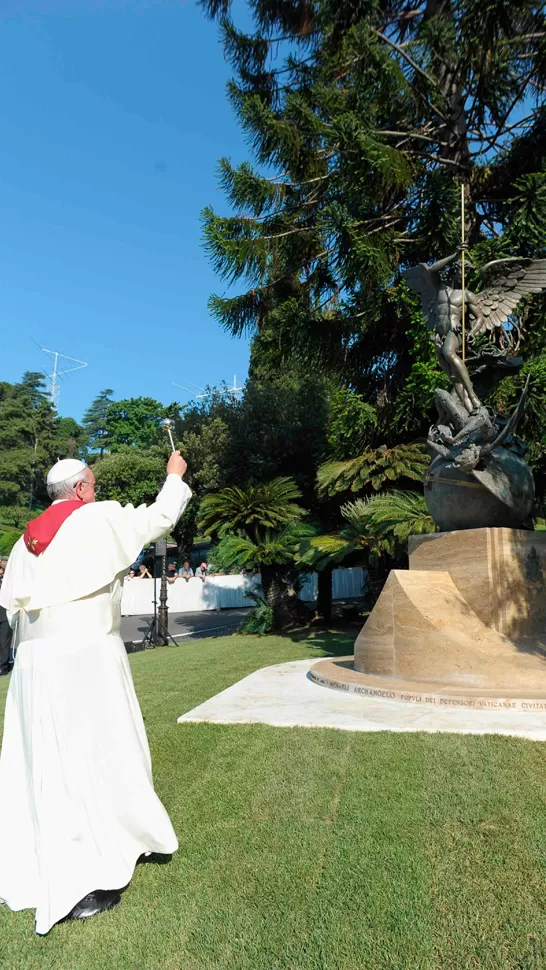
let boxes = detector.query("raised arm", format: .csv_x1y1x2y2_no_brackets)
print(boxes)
121,451,192,547
427,251,458,274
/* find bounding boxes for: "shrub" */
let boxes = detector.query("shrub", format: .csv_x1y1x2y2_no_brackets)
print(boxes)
0,531,22,556
240,589,274,636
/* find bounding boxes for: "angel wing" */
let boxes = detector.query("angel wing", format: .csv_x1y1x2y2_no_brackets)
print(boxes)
474,258,546,343
401,263,438,330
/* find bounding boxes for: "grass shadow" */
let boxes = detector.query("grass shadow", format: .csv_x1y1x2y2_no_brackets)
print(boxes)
285,626,359,657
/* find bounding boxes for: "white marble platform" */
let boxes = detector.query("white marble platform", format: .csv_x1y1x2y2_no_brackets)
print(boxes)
177,659,546,740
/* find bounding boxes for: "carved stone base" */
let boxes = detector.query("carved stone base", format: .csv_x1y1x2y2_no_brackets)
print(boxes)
311,528,546,708
408,528,546,639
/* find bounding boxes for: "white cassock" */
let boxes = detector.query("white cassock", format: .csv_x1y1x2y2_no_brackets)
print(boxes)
0,474,191,935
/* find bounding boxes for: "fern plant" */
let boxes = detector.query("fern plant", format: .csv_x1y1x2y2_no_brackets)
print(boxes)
240,589,274,636
317,443,429,497
298,490,436,571
351,491,436,543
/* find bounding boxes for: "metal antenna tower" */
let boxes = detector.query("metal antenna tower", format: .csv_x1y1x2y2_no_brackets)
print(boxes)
172,381,208,400
172,374,244,402
227,374,244,398
40,347,88,407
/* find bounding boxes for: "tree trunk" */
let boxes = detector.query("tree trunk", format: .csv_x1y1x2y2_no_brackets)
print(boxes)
316,566,333,624
260,564,292,631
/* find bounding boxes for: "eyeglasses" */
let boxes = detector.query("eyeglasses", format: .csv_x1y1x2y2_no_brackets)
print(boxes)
78,481,101,496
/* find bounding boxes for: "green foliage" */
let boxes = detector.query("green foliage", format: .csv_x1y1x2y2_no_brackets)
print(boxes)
178,415,231,493
101,397,182,453
299,490,436,572
170,403,235,555
199,0,546,552
201,0,546,414
211,520,314,570
92,446,207,556
355,490,437,543
505,173,546,253
0,373,84,514
240,590,274,636
82,388,114,454
173,499,201,560
317,443,429,497
486,351,546,505
0,507,32,531
93,448,167,507
0,531,21,557
202,475,312,629
391,287,451,434
222,376,330,495
175,375,330,509
326,388,377,459
199,477,306,539
492,355,546,444
210,518,315,631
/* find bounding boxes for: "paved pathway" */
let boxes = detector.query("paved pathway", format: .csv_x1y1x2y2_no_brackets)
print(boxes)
121,608,249,645
178,658,546,740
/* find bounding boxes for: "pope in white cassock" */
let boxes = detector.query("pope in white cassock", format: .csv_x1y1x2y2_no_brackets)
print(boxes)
0,451,191,934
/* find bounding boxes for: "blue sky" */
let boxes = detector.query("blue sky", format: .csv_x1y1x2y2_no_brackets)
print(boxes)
0,0,253,420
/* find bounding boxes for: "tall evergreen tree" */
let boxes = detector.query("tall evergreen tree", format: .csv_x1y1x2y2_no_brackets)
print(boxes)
0,373,83,522
82,388,114,454
200,0,546,446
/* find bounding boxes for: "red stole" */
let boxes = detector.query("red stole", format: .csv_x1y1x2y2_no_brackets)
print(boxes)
24,501,84,556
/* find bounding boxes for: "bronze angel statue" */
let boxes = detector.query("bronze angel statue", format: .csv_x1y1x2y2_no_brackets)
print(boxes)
403,251,546,413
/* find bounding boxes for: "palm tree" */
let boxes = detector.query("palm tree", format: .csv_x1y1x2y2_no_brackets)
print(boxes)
312,444,432,618
357,490,436,544
297,490,436,600
199,477,310,630
199,477,305,537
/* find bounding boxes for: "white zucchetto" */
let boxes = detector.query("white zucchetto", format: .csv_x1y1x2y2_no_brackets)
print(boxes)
46,459,88,486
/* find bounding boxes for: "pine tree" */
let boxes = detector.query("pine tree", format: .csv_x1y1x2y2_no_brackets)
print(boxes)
0,373,84,521
82,388,114,455
200,0,546,442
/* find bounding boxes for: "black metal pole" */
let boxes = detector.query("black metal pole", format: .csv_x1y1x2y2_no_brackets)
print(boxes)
151,570,159,647
158,554,169,644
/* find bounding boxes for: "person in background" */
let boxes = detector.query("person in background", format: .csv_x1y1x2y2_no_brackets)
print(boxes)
125,568,136,581
195,562,208,583
137,564,152,579
178,561,194,582
0,564,12,676
166,562,178,584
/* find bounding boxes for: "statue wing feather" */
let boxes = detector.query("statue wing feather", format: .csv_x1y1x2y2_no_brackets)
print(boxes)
475,258,546,336
402,264,437,330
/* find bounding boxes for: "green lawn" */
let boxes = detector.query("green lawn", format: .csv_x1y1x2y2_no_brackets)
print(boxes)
1,631,545,970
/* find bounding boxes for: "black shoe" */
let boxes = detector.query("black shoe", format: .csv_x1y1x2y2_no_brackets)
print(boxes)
64,889,121,921
137,852,172,865
0,665,11,677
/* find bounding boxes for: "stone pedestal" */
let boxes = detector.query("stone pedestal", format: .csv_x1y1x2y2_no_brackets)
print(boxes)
408,528,546,640
311,527,546,709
